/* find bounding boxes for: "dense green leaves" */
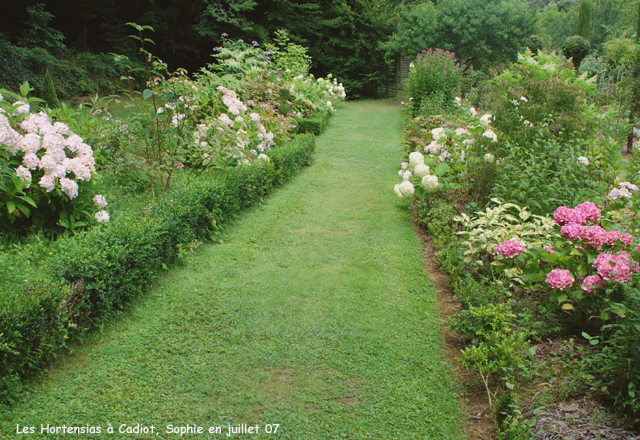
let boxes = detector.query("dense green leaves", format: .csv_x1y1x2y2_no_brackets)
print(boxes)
384,0,536,71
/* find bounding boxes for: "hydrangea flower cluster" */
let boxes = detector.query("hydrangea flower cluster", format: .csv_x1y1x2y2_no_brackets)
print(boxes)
554,202,631,250
592,251,639,284
494,239,527,258
0,95,109,227
393,151,440,198
540,202,639,297
581,274,605,293
1,109,96,199
608,181,639,200
546,268,574,290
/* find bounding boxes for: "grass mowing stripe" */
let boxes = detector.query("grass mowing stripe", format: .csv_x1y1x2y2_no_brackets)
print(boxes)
0,100,463,439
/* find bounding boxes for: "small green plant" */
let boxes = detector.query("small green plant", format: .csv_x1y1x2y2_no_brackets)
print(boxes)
40,69,60,109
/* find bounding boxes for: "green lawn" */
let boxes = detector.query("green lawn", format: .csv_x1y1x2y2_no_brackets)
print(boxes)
0,100,463,439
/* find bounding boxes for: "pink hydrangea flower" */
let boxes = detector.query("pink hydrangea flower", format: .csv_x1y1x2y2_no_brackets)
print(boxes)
546,269,575,290
604,230,621,246
574,201,601,222
494,240,527,258
561,223,582,240
620,233,634,247
582,275,605,293
578,225,608,250
544,246,556,254
593,252,639,284
553,206,586,226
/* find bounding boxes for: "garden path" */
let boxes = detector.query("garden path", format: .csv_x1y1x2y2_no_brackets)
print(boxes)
1,100,463,439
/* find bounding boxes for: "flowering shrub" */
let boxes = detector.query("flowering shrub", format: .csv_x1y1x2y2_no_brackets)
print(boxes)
407,48,463,117
104,29,345,195
506,201,640,330
0,84,108,233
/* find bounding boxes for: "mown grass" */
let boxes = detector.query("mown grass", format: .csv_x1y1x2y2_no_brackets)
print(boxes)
0,100,463,439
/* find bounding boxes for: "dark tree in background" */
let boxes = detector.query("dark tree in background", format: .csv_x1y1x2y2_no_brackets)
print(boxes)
0,0,392,97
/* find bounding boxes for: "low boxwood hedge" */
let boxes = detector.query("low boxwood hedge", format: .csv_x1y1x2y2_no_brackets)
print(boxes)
0,134,315,404
296,111,330,135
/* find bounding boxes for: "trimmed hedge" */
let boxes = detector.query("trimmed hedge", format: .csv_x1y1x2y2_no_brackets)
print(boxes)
0,135,315,403
296,111,330,135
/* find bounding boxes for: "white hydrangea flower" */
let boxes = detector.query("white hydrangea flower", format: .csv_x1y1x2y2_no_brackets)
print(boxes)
609,187,632,200
483,153,495,164
577,156,589,166
394,184,403,198
402,170,412,181
431,127,446,141
469,107,478,117
398,180,415,198
422,175,439,191
413,164,430,179
482,129,498,142
15,165,31,184
619,181,639,191
424,141,440,154
258,153,270,161
480,114,492,127
408,151,424,170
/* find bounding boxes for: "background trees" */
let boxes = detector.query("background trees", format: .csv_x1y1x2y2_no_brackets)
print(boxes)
383,0,536,72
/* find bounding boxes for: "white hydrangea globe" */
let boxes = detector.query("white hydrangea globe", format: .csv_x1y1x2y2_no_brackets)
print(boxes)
398,180,415,198
422,174,439,191
408,151,424,170
413,164,430,179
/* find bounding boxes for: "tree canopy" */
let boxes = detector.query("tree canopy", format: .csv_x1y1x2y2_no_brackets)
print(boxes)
384,0,536,71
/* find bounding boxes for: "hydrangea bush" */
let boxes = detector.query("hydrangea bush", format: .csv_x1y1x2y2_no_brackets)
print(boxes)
504,201,640,330
0,84,108,233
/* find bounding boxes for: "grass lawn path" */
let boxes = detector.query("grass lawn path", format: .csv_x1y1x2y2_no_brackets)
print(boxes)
1,100,463,439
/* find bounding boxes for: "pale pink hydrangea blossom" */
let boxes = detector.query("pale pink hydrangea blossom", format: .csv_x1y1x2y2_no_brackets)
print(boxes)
93,194,107,208
94,210,110,223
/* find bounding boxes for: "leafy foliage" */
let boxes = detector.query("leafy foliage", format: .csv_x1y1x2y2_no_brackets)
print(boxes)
384,0,536,71
563,35,591,68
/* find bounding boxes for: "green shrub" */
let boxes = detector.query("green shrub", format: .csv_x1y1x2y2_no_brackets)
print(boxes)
40,69,59,108
407,48,462,118
0,41,122,100
296,111,330,135
526,35,544,54
490,50,596,147
584,289,640,424
562,35,591,68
